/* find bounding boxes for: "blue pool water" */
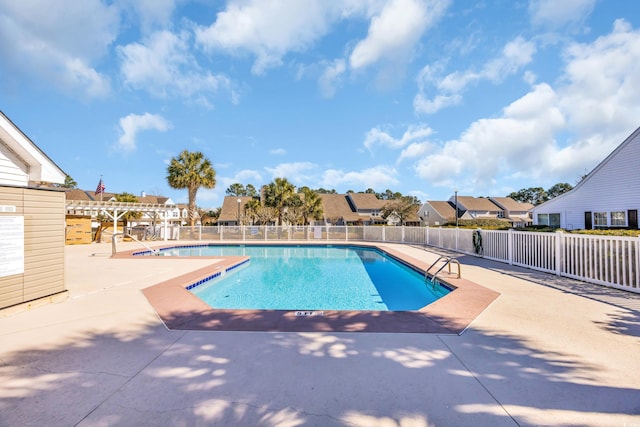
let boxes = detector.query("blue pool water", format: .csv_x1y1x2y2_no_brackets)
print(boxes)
155,245,449,311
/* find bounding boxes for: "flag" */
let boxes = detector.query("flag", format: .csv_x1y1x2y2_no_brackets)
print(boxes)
95,178,105,195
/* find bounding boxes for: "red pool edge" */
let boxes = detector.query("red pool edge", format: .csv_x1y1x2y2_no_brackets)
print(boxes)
115,243,500,334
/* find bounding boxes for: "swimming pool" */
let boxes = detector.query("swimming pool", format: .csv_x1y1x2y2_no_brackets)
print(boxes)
153,244,450,311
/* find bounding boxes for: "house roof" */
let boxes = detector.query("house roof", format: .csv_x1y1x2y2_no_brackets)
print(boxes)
319,194,362,222
64,189,95,201
347,193,385,210
454,196,501,212
427,200,457,218
139,195,171,205
406,204,421,222
218,193,389,223
490,197,534,212
0,110,66,184
219,196,256,221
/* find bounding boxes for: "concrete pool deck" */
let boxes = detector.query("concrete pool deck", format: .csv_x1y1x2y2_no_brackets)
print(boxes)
1,241,639,426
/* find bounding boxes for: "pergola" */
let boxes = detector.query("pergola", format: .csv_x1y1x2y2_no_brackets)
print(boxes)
65,200,177,241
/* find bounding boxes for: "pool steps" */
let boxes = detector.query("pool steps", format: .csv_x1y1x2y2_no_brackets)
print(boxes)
185,258,250,291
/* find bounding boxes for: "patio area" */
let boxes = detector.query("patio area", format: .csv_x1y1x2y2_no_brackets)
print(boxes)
1,241,639,426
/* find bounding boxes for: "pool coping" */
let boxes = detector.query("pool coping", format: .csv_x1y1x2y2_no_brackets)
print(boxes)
115,242,500,334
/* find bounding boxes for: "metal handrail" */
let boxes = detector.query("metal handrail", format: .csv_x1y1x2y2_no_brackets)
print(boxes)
425,256,461,287
112,233,160,255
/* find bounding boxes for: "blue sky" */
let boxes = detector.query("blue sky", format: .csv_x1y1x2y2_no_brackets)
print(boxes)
2,0,640,208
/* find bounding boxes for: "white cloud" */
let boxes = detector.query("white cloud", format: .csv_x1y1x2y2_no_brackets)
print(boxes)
195,0,341,75
264,162,318,184
364,124,434,150
119,30,236,103
217,169,264,196
482,37,537,82
529,0,595,29
414,83,565,188
349,0,449,71
413,93,461,114
270,148,287,155
411,20,640,193
0,0,117,97
195,0,448,77
117,113,172,152
398,141,433,163
559,19,640,140
414,36,536,114
322,166,399,190
318,59,346,98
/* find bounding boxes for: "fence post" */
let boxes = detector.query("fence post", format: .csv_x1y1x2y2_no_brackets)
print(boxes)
345,225,348,241
636,236,640,289
455,227,458,251
555,230,563,276
508,229,514,265
198,225,202,240
382,227,386,242
402,226,405,243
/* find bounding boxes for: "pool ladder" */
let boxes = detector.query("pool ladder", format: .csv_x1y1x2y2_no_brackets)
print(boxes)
425,256,461,288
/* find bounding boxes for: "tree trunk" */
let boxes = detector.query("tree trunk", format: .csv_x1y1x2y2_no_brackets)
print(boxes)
188,187,198,227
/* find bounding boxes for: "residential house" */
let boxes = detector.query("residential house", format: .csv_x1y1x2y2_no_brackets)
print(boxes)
137,192,185,225
218,196,257,226
381,203,422,226
217,192,397,226
418,201,459,226
0,111,67,310
489,197,534,227
419,196,531,227
532,126,640,230
346,193,386,225
452,196,504,220
319,194,365,225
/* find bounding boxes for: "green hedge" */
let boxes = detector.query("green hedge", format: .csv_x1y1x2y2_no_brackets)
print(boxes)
443,221,640,236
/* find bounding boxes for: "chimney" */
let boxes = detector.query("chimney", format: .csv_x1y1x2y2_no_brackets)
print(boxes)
141,191,146,197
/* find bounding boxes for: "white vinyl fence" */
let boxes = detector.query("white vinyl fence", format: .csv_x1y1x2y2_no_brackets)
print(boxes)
162,225,640,294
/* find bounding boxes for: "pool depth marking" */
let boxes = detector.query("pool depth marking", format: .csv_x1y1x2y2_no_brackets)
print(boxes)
295,311,325,317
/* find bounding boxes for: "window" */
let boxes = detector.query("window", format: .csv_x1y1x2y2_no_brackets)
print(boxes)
611,211,626,227
538,213,561,227
594,212,607,227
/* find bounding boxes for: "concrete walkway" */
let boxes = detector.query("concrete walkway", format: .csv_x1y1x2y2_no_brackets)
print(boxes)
1,242,639,426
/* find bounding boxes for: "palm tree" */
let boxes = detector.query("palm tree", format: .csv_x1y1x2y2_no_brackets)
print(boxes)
115,192,142,230
299,187,323,225
263,177,296,225
244,199,262,225
166,150,216,226
62,174,77,188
